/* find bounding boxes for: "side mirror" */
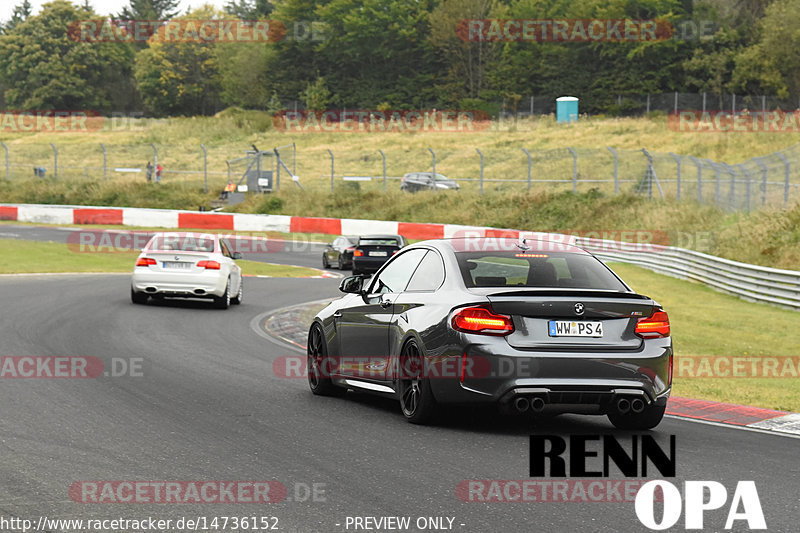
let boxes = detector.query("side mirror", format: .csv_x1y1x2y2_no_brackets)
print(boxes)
339,275,365,294
232,252,242,259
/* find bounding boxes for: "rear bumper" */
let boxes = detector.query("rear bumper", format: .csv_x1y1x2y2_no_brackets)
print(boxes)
353,256,389,273
131,270,227,297
427,335,672,413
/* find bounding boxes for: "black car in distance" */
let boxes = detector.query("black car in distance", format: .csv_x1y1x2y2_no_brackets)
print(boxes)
352,234,408,275
323,235,359,270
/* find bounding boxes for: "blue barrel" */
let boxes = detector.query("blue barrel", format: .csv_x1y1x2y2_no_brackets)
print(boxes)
556,96,579,123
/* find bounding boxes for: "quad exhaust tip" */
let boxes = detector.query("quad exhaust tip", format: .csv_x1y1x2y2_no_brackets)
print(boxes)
631,398,645,413
513,397,530,412
530,397,546,412
616,398,631,414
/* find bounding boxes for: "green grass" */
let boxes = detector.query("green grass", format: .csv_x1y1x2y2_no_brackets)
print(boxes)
608,263,800,412
0,238,322,277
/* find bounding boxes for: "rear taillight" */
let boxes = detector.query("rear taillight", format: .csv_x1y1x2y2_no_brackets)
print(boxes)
451,306,514,336
353,250,364,257
197,260,221,270
635,310,670,338
136,257,156,267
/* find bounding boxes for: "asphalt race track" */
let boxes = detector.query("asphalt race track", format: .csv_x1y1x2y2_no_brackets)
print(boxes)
0,271,798,533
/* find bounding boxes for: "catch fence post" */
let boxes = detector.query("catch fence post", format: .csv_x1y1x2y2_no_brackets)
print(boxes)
521,148,531,191
476,148,484,195
378,149,386,193
607,147,618,195
567,147,577,193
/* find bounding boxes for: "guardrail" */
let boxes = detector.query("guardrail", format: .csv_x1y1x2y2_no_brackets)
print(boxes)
575,237,800,310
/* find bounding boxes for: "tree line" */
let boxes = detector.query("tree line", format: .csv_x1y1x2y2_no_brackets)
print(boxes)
0,0,797,117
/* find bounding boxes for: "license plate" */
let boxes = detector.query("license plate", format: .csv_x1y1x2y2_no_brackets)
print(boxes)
369,251,387,257
163,261,191,269
548,320,603,337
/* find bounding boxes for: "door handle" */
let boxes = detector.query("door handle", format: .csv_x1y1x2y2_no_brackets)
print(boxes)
380,299,392,309
333,311,342,318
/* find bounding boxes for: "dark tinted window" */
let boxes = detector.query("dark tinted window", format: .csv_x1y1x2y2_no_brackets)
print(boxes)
455,252,627,291
370,249,427,294
149,234,215,252
359,238,400,246
406,251,445,291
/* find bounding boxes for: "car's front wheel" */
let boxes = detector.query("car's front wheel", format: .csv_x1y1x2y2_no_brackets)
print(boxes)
607,402,666,430
398,340,437,424
307,323,345,396
322,254,330,269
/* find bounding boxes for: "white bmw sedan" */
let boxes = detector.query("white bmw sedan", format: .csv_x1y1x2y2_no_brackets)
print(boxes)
131,232,243,309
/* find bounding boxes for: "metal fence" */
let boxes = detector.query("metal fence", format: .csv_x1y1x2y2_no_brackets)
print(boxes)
577,237,800,310
501,92,800,117
316,143,800,210
1,139,798,211
274,92,800,117
0,142,297,195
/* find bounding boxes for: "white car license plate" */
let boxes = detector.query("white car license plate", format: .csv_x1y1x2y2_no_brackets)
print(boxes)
369,251,387,257
548,320,603,337
163,261,191,269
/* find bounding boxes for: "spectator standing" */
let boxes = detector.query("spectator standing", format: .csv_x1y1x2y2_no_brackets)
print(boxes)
155,164,163,183
146,161,153,182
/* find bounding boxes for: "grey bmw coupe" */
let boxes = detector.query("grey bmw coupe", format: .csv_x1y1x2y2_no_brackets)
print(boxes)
307,237,672,428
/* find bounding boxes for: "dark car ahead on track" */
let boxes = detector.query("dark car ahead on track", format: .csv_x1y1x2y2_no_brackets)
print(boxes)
307,237,672,427
351,234,407,275
322,235,359,270
400,172,460,192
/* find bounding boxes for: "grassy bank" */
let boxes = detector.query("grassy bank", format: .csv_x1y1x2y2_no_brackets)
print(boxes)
611,263,800,412
243,188,800,270
1,182,797,270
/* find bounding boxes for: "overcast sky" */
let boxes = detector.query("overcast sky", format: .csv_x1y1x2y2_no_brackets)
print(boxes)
0,0,228,22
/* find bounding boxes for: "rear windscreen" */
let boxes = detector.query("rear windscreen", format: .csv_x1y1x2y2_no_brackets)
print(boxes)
359,238,399,247
148,235,215,252
455,252,628,291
